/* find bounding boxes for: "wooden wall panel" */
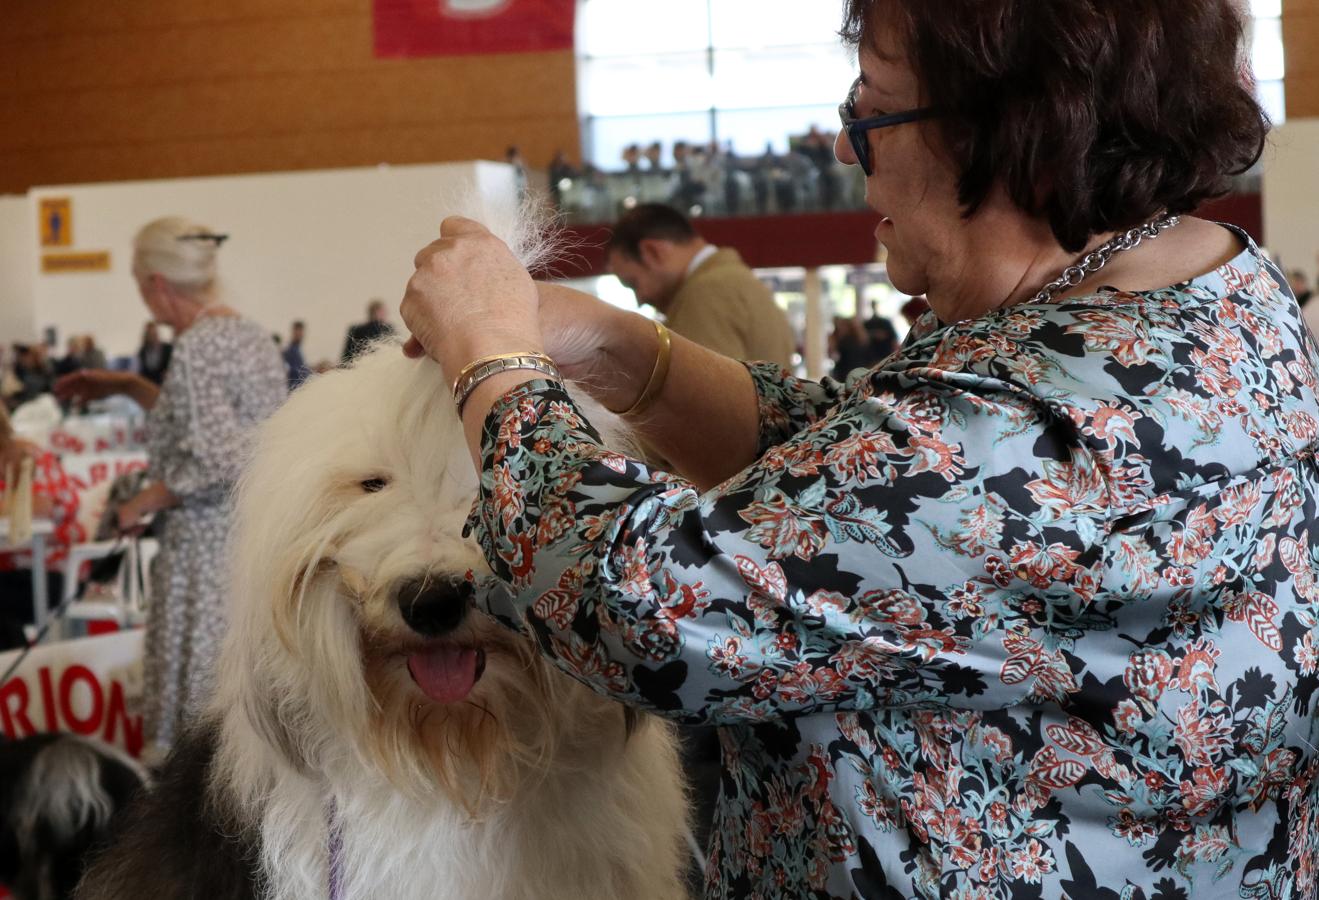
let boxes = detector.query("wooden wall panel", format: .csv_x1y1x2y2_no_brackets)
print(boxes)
0,0,580,193
1284,0,1319,119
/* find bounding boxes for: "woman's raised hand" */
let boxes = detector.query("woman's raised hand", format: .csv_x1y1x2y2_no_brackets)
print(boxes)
399,216,543,383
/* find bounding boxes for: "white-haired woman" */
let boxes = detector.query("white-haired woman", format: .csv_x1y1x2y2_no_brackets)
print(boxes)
56,217,286,757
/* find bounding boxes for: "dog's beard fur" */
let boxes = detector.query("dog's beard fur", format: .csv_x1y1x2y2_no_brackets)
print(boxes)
358,624,567,811
200,199,685,900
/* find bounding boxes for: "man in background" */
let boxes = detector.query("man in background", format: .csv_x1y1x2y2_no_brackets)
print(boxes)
284,320,310,390
1290,269,1313,308
341,300,395,364
137,323,172,385
606,203,795,368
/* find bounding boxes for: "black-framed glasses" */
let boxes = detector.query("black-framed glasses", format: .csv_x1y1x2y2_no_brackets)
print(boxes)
838,76,941,176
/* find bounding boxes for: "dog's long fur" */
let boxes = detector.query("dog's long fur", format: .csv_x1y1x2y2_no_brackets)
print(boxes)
77,201,689,900
0,733,146,900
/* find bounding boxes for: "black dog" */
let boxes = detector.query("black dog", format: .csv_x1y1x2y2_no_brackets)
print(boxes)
72,723,265,900
0,733,145,900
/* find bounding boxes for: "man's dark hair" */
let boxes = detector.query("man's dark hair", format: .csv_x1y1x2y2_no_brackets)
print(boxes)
608,204,701,261
292,320,305,330
842,0,1269,252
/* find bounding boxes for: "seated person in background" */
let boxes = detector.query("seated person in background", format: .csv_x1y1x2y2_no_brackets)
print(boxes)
137,322,173,385
54,336,83,378
78,336,108,371
341,299,395,364
11,345,54,406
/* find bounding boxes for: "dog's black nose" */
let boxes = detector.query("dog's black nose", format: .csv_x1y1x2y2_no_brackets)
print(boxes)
396,576,473,637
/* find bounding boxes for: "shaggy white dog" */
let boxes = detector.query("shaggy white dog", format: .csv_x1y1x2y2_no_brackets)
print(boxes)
77,206,690,900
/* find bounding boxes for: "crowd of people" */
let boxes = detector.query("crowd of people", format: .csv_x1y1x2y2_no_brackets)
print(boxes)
547,125,863,223
1,0,1318,888
1,301,401,415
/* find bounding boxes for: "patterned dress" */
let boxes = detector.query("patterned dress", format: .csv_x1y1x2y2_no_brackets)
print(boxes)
145,315,285,752
470,228,1319,899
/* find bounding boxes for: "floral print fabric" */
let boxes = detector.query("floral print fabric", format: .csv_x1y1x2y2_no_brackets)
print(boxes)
471,229,1319,899
144,315,286,752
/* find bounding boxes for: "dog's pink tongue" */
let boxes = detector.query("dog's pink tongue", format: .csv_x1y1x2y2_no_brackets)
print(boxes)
407,646,479,704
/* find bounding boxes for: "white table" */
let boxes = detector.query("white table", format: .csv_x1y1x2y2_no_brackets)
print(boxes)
0,519,56,630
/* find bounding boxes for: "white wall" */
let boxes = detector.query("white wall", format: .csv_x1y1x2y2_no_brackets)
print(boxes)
12,162,518,365
0,196,37,346
1262,119,1319,280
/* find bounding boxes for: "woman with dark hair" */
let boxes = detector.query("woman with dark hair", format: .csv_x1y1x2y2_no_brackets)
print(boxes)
400,2,1311,897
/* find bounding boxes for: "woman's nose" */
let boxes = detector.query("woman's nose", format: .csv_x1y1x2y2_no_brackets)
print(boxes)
834,129,857,167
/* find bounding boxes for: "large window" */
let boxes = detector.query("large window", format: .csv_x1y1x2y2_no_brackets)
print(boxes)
577,2,1289,170
1249,0,1286,124
576,0,852,169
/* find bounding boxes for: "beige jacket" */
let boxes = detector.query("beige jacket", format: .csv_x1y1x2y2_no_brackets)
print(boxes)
665,248,795,367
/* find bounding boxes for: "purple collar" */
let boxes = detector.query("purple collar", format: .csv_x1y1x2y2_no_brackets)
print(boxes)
327,800,344,900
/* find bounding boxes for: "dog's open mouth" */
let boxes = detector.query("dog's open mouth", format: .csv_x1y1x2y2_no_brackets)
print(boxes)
407,645,487,704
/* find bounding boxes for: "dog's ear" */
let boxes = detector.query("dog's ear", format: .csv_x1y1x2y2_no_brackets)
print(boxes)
272,555,336,656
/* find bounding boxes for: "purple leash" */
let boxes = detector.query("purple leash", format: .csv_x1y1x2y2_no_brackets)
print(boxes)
327,800,344,900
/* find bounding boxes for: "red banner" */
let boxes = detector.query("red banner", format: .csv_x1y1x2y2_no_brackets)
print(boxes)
373,0,577,58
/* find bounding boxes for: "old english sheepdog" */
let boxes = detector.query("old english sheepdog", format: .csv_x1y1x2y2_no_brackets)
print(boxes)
76,210,690,900
0,733,146,900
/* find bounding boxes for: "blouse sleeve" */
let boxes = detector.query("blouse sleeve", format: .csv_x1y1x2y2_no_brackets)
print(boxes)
469,373,1110,727
744,361,847,454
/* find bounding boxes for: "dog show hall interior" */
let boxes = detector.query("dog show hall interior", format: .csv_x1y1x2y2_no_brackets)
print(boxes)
3,1,1319,898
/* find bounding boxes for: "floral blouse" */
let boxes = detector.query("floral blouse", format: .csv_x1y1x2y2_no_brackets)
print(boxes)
470,229,1319,900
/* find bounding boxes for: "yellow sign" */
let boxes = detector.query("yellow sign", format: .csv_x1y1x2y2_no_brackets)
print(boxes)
41,251,111,274
39,198,72,247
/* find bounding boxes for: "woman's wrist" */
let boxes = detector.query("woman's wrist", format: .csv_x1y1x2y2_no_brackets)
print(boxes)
437,331,545,388
601,314,665,413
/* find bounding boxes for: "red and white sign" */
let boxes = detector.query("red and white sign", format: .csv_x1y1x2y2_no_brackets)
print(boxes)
373,0,576,58
0,630,145,757
61,451,149,539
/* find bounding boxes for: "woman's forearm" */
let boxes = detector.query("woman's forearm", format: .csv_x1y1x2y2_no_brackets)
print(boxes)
537,284,761,489
124,374,160,411
460,283,762,490
607,320,760,489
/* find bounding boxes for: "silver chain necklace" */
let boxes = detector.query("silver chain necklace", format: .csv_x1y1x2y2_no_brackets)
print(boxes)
1030,213,1182,305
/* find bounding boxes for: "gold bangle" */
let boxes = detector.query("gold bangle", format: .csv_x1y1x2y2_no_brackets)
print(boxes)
451,351,553,397
622,319,672,417
453,354,561,416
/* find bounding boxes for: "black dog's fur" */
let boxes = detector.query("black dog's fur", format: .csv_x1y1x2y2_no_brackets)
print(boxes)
74,722,264,900
0,734,144,900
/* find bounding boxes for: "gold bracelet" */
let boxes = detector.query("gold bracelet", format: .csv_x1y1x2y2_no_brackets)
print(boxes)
453,354,562,416
622,319,672,417
451,351,553,397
